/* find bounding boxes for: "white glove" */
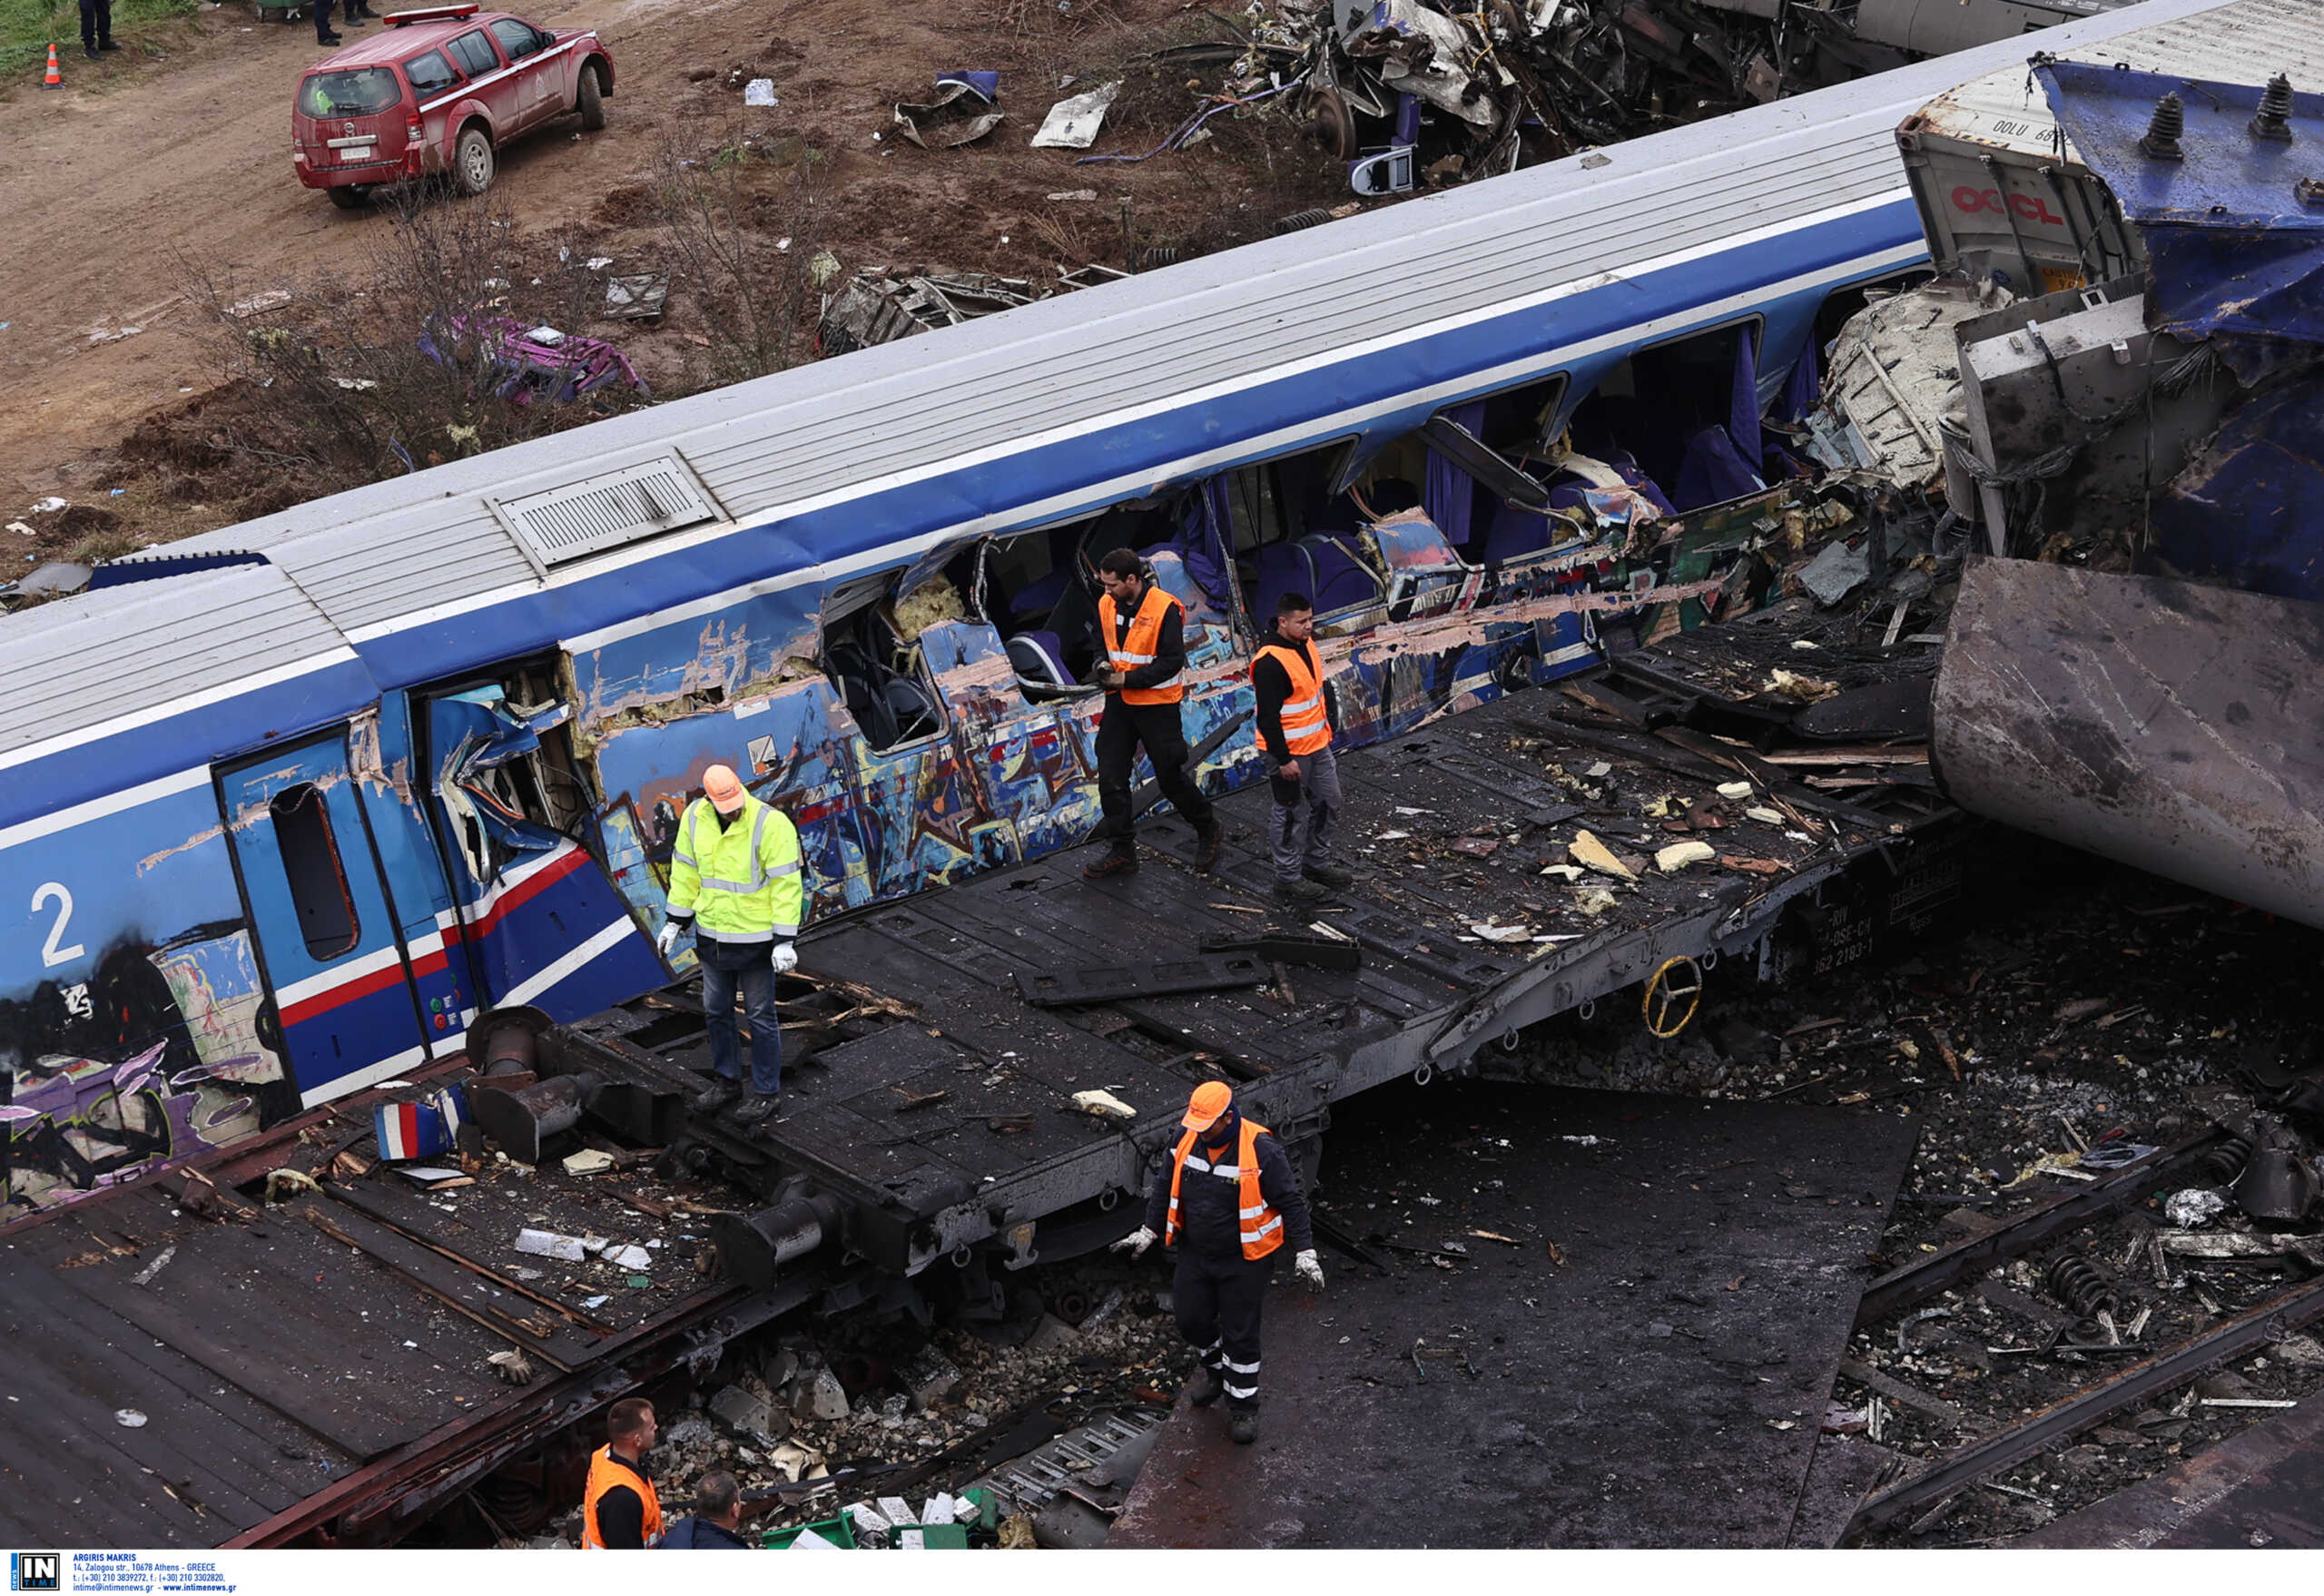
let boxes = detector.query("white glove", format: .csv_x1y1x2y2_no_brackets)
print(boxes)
1109,1225,1157,1258
770,941,799,974
655,921,682,958
1294,1248,1324,1289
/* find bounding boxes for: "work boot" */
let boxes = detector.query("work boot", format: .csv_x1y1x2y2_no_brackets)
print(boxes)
732,1092,780,1128
1083,849,1138,881
83,42,100,58
1273,876,1328,904
1187,1365,1225,1407
98,36,120,49
1304,862,1353,890
1228,1411,1257,1445
690,1079,740,1115
1194,824,1222,872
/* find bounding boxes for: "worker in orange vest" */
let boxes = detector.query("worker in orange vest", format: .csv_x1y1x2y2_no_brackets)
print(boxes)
1252,590,1351,905
1083,547,1221,880
1112,1081,1322,1445
581,1397,664,1548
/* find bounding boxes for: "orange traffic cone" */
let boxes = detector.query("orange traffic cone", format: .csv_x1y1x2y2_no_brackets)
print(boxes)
41,42,63,88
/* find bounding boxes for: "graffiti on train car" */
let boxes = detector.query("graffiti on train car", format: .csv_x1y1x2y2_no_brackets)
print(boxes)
0,924,291,1214
2,770,301,1214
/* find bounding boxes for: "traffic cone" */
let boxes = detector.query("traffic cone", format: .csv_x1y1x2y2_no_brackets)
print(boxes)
41,42,63,88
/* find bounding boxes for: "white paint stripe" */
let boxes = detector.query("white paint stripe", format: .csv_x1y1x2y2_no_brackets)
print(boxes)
0,648,362,776
557,225,1920,654
300,1044,432,1108
275,941,408,1008
503,916,635,1006
434,838,578,929
417,35,580,110
0,765,212,852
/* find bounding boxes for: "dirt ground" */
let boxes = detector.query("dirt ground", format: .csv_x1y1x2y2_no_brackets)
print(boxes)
0,0,1344,561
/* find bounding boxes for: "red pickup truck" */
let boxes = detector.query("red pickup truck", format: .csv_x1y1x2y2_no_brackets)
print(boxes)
292,4,615,209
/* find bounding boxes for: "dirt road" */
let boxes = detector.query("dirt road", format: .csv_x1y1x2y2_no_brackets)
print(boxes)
0,0,1334,547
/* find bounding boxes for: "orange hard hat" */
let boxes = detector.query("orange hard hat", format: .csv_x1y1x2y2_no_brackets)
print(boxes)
1182,1080,1233,1131
702,764,746,813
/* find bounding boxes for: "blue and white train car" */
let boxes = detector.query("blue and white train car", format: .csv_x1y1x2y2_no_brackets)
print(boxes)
0,0,2229,1214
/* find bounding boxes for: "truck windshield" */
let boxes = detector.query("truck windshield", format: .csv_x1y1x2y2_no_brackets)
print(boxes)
300,67,402,116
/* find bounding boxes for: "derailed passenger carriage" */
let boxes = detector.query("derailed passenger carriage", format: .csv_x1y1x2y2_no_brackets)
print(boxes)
0,0,2230,1222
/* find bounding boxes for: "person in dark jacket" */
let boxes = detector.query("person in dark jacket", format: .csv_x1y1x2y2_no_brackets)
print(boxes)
1083,547,1221,880
1251,591,1350,904
1111,1081,1322,1444
660,1471,753,1549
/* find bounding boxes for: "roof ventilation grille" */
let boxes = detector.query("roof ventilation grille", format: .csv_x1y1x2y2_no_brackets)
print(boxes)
496,458,718,567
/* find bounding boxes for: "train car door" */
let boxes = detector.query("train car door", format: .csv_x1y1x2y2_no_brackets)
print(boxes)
217,733,434,1103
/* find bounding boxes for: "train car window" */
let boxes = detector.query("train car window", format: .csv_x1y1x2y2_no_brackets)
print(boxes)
1218,438,1381,629
977,490,1191,679
821,585,947,753
1561,316,1765,512
270,783,360,961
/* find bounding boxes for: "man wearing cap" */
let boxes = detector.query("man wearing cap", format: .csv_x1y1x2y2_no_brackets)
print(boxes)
1110,1081,1323,1445
656,764,804,1128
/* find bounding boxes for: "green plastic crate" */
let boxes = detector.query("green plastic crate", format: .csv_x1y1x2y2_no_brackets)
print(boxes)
763,1513,857,1550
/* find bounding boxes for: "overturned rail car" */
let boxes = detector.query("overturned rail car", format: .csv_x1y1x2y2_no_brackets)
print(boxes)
0,0,2235,1218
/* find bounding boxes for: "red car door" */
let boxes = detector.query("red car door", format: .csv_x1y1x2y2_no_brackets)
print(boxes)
445,27,522,135
488,16,562,132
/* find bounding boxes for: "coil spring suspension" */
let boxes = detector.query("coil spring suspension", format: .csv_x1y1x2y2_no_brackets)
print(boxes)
2192,1138,2250,1187
2046,1250,2120,1320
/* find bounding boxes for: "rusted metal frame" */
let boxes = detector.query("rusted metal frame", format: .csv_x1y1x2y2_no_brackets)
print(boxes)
1417,841,1865,1069
299,1203,602,1369
224,1277,771,1548
1846,1271,2324,1534
1852,1131,2231,1328
322,1179,615,1333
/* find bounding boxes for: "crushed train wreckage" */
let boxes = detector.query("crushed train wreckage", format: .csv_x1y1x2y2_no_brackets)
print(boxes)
1795,0,2324,927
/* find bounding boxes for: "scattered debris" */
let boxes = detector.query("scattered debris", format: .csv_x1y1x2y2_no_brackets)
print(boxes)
1070,1089,1137,1120
1030,81,1120,150
894,75,1004,150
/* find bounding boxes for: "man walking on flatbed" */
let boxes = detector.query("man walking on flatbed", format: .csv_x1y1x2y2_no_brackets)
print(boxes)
1252,589,1351,904
1112,1081,1324,1444
1084,547,1222,880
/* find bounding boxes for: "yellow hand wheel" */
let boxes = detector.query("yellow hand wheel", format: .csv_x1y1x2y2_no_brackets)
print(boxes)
1642,956,1704,1038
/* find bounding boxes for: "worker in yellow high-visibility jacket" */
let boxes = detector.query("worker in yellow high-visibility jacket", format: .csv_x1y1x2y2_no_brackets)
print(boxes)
657,764,803,1127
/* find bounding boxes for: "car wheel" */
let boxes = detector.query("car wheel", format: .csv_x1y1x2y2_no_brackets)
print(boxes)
452,125,494,197
576,64,606,132
327,184,370,211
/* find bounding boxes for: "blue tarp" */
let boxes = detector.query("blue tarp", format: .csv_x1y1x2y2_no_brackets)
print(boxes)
2038,64,2324,371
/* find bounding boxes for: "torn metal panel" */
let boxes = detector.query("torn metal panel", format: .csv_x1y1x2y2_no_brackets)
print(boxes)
1806,280,1999,491
1030,81,1121,150
891,79,1005,150
1933,560,2324,930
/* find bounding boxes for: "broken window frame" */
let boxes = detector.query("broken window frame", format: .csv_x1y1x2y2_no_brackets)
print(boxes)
1563,312,1769,510
1217,436,1386,638
269,782,362,962
415,654,598,897
816,567,952,754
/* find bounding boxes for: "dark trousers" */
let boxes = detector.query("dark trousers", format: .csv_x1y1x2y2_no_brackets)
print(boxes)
79,0,111,46
1094,698,1215,852
311,0,336,37
1174,1248,1272,1412
699,942,783,1096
